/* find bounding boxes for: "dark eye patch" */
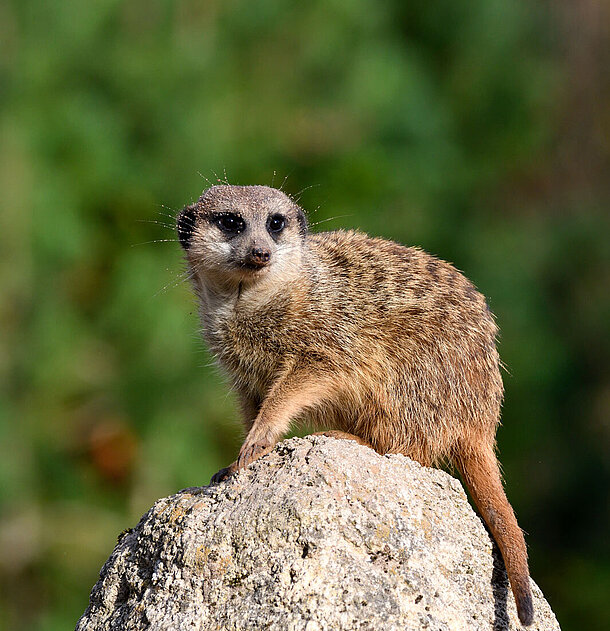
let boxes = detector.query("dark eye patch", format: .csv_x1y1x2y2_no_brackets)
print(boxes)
267,214,285,235
213,212,245,236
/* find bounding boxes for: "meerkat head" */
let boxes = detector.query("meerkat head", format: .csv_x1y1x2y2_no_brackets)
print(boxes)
177,185,307,289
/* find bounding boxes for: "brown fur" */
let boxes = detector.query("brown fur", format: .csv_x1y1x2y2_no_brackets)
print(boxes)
177,184,534,625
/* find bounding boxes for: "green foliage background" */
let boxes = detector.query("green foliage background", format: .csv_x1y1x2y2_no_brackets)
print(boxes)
1,1,609,629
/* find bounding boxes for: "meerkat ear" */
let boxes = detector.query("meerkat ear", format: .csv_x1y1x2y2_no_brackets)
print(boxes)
176,204,198,250
296,207,308,236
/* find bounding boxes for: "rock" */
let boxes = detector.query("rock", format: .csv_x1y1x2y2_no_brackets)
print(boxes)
76,436,560,631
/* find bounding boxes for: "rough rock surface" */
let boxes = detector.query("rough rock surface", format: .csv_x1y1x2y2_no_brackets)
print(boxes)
76,436,560,631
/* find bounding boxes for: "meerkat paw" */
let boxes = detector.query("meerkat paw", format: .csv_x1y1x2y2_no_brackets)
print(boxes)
236,434,275,471
210,461,237,484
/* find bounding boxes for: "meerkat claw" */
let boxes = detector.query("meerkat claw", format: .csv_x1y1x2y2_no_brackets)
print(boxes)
237,438,274,470
210,462,237,484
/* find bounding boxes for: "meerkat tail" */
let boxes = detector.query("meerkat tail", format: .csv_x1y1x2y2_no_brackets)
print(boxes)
455,445,534,626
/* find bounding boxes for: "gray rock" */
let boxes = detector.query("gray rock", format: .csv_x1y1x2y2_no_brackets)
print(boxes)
76,436,560,631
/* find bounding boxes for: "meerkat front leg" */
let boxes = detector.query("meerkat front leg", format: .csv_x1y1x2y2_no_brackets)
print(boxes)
234,367,336,473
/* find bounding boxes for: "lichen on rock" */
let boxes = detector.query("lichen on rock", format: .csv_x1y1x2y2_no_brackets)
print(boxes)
76,436,560,630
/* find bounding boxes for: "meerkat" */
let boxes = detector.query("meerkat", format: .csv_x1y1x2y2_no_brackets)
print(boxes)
176,184,534,625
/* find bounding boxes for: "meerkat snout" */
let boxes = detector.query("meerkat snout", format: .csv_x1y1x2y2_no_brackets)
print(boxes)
245,246,271,268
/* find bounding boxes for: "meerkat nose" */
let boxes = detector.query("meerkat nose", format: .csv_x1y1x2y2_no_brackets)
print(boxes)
251,247,271,264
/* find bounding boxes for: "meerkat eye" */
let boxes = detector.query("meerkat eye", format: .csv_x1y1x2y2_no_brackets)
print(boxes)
214,213,245,236
267,214,285,234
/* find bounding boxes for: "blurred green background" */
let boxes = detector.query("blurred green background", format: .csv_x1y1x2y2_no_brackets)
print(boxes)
1,1,609,629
